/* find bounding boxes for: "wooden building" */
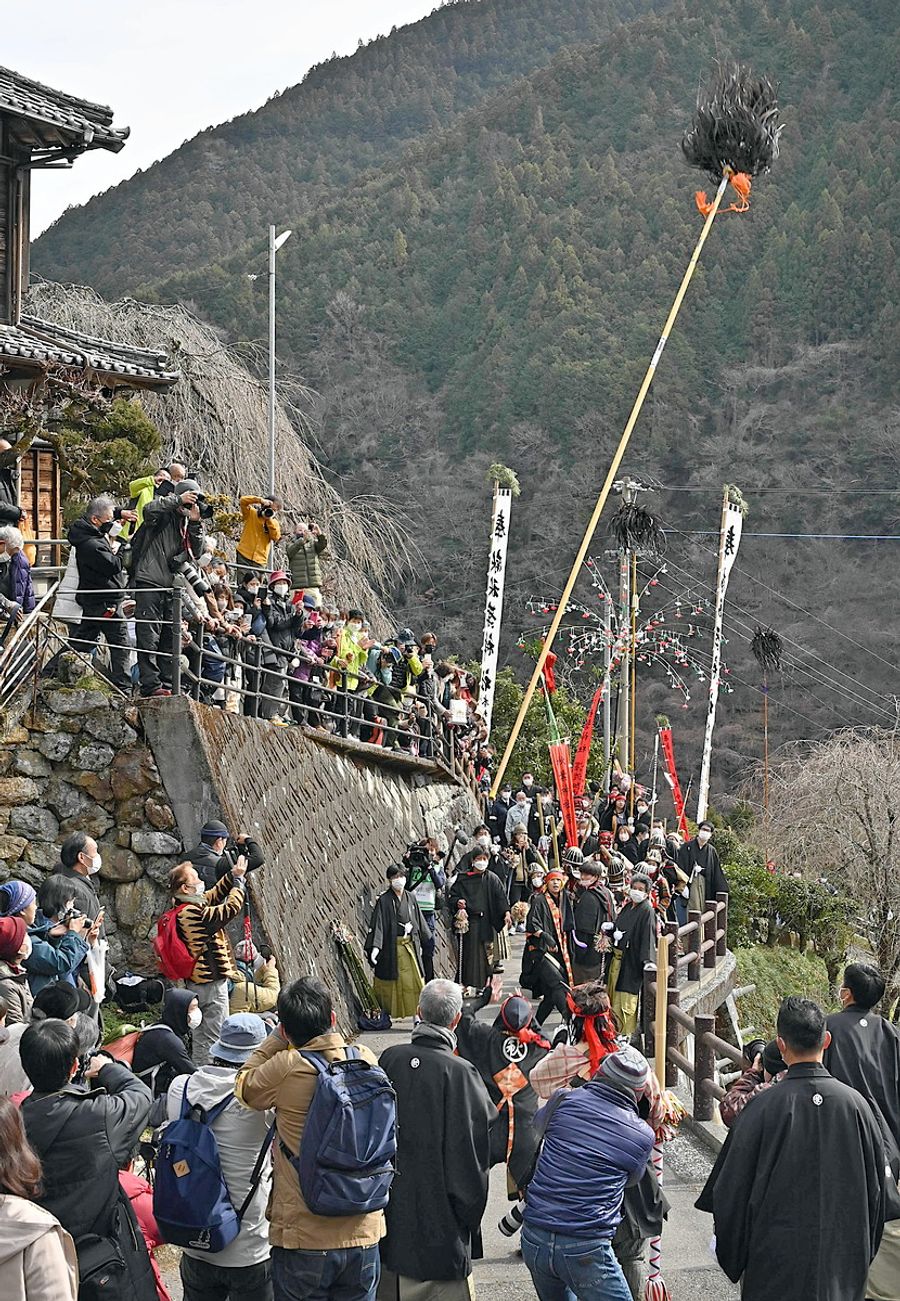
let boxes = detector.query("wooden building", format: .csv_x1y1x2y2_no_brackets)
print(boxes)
0,66,178,541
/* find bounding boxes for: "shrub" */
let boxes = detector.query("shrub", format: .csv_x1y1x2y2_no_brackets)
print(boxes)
735,946,835,1039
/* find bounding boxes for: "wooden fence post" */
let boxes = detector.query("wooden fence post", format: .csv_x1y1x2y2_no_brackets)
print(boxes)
694,1012,716,1121
688,909,702,981
653,934,671,1085
716,891,728,957
665,985,680,1089
703,906,716,969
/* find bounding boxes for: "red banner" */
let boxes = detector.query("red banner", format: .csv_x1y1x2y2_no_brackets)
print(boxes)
543,650,558,694
572,686,604,797
548,740,579,848
658,725,689,837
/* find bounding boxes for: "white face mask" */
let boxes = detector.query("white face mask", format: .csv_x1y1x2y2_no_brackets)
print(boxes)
531,876,544,888
570,869,582,881
187,1008,203,1029
629,888,647,904
273,584,289,597
88,853,102,876
18,935,32,962
473,861,488,873
697,831,711,844
391,877,406,892
476,835,490,849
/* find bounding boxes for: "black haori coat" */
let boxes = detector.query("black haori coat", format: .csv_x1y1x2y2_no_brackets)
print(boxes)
825,1005,900,1162
521,890,574,996
365,888,429,982
697,1063,886,1301
448,870,509,988
380,1028,495,1281
456,1011,551,1190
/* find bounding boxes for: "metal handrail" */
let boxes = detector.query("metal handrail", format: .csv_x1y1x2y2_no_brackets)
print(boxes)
0,581,60,711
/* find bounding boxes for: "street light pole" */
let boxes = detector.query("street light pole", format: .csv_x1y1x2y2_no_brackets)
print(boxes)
267,225,292,500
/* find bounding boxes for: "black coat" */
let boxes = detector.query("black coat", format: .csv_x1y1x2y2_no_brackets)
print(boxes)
379,1030,494,1281
263,595,301,656
697,1063,885,1301
22,1061,157,1300
188,835,265,888
612,899,656,995
678,840,729,901
521,890,574,995
824,1006,900,1160
572,883,616,976
448,870,510,988
365,888,429,982
132,988,196,1097
68,515,126,615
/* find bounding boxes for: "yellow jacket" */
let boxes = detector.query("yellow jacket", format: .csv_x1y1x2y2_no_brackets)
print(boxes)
230,959,280,1014
237,496,282,566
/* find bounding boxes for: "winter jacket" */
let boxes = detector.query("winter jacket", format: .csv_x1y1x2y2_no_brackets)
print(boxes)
263,596,300,658
0,1195,77,1301
334,624,367,690
132,988,197,1096
524,1077,654,1238
124,474,157,535
134,493,195,590
230,959,280,1015
237,497,281,567
168,1066,273,1268
0,1021,30,1096
24,917,90,996
68,514,125,614
173,872,246,983
0,960,32,1025
6,551,34,615
22,1060,157,1300
285,531,327,589
236,1029,385,1251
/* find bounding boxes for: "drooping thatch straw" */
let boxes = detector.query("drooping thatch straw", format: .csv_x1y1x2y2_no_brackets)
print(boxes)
682,64,783,183
608,501,666,556
750,626,783,675
27,281,417,632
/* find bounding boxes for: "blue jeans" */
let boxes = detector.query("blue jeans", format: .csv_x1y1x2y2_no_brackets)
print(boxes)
522,1224,632,1301
271,1244,379,1301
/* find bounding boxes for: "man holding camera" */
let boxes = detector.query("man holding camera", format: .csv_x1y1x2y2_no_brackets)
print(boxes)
187,819,265,889
285,518,327,606
237,494,282,573
67,495,138,693
133,479,208,698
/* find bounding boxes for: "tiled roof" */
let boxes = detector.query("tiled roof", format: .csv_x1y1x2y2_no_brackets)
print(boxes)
0,316,178,388
0,66,128,153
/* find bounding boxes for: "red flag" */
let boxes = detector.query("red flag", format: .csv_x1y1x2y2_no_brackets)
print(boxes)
658,724,689,837
548,740,579,848
543,650,558,694
572,686,604,797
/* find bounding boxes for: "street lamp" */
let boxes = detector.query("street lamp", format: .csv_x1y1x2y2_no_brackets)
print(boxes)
267,225,292,499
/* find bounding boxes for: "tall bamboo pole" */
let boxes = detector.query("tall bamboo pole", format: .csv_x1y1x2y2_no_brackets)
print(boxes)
629,550,638,813
490,173,731,798
602,597,612,781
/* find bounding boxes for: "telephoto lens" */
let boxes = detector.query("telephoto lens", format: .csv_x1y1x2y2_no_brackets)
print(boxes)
498,1201,525,1238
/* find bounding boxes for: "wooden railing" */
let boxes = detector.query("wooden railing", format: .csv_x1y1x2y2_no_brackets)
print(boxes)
643,892,742,1121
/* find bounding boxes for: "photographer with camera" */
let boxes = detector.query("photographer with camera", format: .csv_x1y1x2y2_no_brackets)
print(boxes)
237,494,282,573
133,478,213,697
405,839,446,982
259,569,304,720
285,518,327,606
187,819,265,889
66,496,137,693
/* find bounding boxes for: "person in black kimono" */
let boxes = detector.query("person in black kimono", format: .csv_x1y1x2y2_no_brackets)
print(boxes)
379,979,494,1299
571,860,617,986
698,996,887,1301
456,991,552,1199
448,850,510,990
825,962,900,1157
366,865,430,1018
678,821,729,913
521,868,575,1025
608,873,656,1038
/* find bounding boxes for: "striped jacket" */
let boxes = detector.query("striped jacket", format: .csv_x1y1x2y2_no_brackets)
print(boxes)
174,874,246,983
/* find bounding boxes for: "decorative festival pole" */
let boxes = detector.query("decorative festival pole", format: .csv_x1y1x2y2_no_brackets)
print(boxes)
657,715,689,838
629,551,638,812
751,626,783,860
479,465,519,739
489,67,782,800
650,731,660,819
602,598,612,779
696,486,746,823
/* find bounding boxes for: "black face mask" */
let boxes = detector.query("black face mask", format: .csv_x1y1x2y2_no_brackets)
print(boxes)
98,520,113,534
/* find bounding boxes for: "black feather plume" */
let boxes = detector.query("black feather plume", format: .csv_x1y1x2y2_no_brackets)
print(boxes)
751,626,783,674
609,503,666,556
682,65,782,183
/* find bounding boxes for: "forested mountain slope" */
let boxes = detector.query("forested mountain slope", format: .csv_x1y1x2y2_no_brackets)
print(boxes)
32,0,663,294
33,0,900,798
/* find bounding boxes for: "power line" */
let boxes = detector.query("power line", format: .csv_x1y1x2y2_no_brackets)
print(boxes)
666,531,900,541
655,486,900,495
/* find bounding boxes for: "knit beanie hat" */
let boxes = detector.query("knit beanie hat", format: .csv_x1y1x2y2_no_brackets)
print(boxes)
597,1045,651,1094
0,879,36,917
0,915,27,961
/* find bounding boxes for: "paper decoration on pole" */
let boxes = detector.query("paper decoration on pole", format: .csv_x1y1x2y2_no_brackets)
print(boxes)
697,487,745,823
479,484,513,737
657,716,689,837
543,681,578,848
572,685,604,797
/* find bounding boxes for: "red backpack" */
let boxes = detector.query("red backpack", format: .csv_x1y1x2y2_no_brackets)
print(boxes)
153,904,196,980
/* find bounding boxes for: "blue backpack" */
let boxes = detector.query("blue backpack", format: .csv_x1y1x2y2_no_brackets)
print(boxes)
282,1048,396,1217
153,1091,274,1252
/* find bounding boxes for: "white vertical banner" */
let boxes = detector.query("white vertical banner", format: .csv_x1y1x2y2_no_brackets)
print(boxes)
479,485,512,738
696,490,744,823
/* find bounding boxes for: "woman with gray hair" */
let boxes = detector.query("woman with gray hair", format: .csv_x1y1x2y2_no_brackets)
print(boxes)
0,525,35,637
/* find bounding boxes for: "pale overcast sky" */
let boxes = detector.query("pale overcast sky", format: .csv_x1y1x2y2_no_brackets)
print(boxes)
11,1,439,236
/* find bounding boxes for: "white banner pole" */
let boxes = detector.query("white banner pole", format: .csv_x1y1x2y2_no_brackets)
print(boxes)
479,483,512,738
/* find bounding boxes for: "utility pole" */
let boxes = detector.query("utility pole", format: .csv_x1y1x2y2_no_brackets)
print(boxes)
267,225,292,500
